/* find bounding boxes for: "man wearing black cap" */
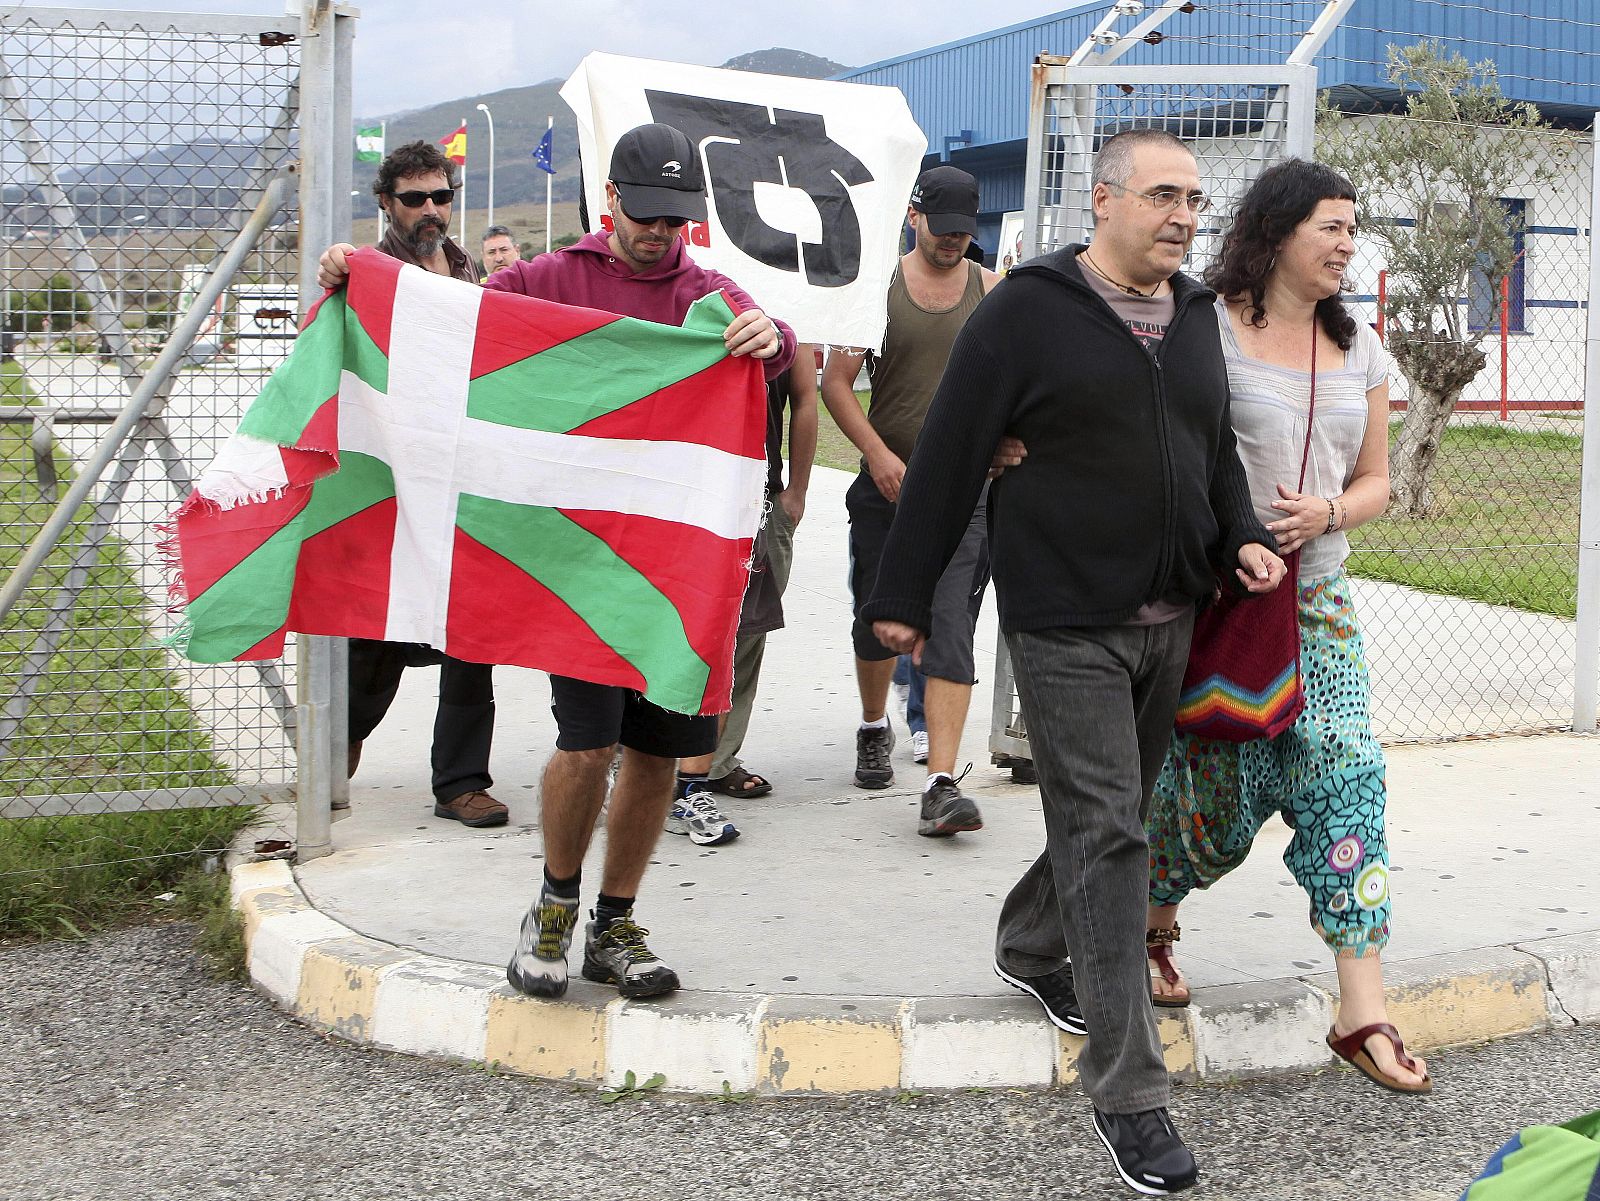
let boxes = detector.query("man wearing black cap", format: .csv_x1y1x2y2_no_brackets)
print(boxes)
820,165,998,836
317,122,795,1002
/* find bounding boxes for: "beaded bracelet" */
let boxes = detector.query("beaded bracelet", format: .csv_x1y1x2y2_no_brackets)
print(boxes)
1324,498,1338,535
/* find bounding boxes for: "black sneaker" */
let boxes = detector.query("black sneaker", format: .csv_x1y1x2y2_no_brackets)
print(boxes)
1091,1106,1199,1195
581,911,680,999
854,721,895,789
994,958,1087,1035
919,770,983,837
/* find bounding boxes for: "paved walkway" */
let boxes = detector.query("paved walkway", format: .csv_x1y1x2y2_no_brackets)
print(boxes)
227,464,1600,1094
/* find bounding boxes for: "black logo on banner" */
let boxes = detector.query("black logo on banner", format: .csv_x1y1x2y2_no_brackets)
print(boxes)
645,90,874,288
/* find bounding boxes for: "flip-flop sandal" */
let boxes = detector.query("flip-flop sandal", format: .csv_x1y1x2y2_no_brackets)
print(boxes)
1326,1023,1433,1094
1147,925,1191,1008
707,766,773,798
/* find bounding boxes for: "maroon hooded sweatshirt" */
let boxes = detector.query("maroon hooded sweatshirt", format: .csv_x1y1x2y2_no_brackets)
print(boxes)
482,231,796,380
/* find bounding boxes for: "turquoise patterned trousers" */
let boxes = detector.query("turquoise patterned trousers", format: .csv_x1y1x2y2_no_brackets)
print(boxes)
1147,571,1391,956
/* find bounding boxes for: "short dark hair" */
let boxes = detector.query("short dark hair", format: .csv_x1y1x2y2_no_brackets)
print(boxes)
1092,129,1190,189
1204,157,1359,351
372,140,459,199
482,225,514,244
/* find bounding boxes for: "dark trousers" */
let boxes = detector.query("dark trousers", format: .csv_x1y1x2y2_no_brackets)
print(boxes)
347,638,495,803
995,613,1193,1113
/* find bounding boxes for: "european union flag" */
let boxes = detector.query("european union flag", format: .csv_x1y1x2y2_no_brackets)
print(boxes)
533,128,555,175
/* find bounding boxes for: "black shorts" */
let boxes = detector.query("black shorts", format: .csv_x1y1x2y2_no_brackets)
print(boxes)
847,470,991,684
549,675,717,757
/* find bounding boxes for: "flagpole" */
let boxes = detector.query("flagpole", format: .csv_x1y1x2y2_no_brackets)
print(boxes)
459,116,469,256
378,120,387,240
545,115,553,254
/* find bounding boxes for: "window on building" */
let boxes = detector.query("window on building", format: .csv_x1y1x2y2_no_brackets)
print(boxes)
1468,198,1526,333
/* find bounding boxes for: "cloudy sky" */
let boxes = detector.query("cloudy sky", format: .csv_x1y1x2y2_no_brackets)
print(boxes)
78,0,1077,116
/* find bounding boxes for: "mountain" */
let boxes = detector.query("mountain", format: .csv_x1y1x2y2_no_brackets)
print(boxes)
719,47,851,78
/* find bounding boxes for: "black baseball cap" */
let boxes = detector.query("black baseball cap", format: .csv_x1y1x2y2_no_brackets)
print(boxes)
608,123,708,223
910,165,980,237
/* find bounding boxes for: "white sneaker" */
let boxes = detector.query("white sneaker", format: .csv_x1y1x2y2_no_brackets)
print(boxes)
666,788,740,846
911,730,929,763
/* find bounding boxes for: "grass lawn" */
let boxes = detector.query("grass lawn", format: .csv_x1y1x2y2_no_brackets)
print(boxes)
1348,422,1581,619
798,387,1581,620
1,359,254,940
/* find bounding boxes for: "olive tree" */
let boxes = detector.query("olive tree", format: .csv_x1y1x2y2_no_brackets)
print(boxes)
1316,41,1554,518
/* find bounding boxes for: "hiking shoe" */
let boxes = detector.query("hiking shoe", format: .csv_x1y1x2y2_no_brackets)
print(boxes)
505,896,579,998
910,730,929,763
435,789,509,828
1092,1106,1199,1195
581,912,680,998
855,721,895,789
919,770,982,837
666,787,740,846
994,958,1087,1035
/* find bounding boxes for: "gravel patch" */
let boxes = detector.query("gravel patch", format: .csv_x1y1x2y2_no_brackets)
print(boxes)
1,924,1596,1201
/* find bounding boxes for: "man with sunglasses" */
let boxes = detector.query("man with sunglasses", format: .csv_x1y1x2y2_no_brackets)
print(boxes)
320,121,794,1002
863,129,1284,1196
343,139,508,831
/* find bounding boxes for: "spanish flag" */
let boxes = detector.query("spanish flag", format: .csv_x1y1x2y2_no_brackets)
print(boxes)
439,123,467,164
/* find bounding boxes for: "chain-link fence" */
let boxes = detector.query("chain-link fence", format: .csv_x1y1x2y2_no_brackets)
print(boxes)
0,6,340,928
1000,5,1596,756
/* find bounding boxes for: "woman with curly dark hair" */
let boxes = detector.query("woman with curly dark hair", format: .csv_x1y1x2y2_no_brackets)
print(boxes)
1143,157,1431,1094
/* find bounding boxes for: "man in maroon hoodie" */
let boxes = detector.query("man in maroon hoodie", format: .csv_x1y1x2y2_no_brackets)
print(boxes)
319,123,793,1000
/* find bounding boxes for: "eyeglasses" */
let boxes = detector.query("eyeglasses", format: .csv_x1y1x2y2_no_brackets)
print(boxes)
390,188,457,208
1103,181,1211,214
621,208,689,229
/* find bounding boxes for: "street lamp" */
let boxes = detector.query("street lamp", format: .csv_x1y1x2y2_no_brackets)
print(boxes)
476,102,496,230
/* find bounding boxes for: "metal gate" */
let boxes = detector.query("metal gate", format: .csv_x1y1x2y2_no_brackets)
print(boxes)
0,4,352,908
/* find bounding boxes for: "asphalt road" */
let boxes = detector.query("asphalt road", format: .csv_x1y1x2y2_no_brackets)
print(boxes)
3,924,1596,1201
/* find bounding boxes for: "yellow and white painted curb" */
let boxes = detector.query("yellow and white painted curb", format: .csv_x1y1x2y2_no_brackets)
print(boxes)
231,858,1600,1095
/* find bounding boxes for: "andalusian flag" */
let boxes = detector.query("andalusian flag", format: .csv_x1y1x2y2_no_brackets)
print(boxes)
439,123,467,164
165,250,767,715
355,126,384,162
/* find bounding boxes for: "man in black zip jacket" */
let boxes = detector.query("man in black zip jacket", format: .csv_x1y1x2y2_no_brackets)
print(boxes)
864,130,1284,1196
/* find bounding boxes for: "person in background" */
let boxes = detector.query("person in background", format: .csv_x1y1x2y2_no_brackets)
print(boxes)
821,165,998,838
480,224,521,279
345,139,506,831
671,342,819,838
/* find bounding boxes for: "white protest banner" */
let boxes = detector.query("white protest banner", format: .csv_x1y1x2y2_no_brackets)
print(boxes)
560,52,927,350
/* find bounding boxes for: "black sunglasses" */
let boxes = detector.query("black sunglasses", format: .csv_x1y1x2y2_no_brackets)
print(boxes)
621,208,689,229
390,188,457,208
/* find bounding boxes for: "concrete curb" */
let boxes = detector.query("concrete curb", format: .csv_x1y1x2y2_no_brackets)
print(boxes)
230,858,1600,1095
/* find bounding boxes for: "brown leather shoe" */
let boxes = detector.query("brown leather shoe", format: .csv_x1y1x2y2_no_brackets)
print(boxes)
434,789,509,828
347,740,363,778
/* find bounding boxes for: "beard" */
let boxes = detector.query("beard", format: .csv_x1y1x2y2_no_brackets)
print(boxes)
400,215,447,259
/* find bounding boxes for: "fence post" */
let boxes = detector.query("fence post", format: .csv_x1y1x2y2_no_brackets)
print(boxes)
1573,116,1600,732
1500,275,1510,422
292,0,339,859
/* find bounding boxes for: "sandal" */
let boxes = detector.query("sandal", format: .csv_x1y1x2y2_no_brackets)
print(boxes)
1147,925,1192,1008
707,766,773,798
1326,1023,1433,1094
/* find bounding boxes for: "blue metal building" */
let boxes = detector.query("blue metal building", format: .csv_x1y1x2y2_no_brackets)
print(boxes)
837,0,1600,259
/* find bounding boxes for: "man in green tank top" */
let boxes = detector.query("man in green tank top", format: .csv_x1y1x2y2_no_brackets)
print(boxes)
821,166,999,838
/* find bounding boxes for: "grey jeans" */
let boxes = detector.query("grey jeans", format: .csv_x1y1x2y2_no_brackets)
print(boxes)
995,612,1194,1113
